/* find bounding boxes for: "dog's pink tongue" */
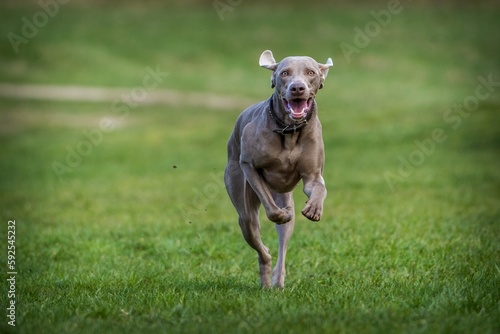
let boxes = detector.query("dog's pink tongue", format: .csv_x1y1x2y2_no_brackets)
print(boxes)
288,100,309,119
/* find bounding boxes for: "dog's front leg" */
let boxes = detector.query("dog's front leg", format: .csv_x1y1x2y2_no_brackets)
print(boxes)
301,173,327,221
239,162,293,224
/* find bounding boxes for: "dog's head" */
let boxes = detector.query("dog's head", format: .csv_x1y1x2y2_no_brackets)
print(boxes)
259,50,333,120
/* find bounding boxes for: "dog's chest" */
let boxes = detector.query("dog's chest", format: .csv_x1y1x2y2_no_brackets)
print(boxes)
253,133,302,166
256,148,301,169
253,138,303,192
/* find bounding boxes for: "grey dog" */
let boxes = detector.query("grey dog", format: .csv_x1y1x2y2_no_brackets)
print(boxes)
224,50,333,288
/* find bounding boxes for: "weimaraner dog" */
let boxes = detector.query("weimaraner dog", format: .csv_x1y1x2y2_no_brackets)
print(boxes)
224,50,333,288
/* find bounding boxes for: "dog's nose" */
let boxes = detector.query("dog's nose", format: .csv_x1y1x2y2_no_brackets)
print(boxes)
289,82,306,95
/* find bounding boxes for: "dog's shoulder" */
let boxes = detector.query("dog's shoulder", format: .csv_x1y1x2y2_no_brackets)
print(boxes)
241,100,268,119
234,100,269,130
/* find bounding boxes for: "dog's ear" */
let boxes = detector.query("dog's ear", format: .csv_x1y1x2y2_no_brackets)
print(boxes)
259,50,278,88
259,50,277,70
318,58,333,89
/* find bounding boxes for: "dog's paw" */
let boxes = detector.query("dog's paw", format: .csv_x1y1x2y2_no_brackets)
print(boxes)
267,207,293,225
301,201,322,221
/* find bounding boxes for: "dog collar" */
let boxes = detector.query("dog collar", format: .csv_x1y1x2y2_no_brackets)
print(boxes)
267,98,314,135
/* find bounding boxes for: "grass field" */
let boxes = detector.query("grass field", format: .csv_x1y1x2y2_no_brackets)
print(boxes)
1,1,499,333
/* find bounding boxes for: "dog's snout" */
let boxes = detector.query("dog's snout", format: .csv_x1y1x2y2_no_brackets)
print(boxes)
289,82,306,96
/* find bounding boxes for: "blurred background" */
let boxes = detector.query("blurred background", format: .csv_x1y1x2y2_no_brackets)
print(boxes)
1,0,498,211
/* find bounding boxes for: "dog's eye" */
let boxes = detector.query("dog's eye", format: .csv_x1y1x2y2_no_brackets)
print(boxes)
280,71,289,77
308,70,315,76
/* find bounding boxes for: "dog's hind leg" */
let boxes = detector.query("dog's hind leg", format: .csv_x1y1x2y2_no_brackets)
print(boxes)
226,163,272,288
272,192,295,288
237,182,272,288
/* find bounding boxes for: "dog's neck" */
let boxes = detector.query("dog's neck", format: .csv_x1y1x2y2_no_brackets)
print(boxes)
267,94,315,135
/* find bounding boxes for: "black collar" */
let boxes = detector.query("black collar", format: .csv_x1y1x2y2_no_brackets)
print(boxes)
267,98,314,135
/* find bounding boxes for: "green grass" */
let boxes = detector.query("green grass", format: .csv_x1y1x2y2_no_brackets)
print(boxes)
1,1,499,333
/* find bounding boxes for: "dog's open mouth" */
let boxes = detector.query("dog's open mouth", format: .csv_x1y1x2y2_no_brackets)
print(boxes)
283,98,313,120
